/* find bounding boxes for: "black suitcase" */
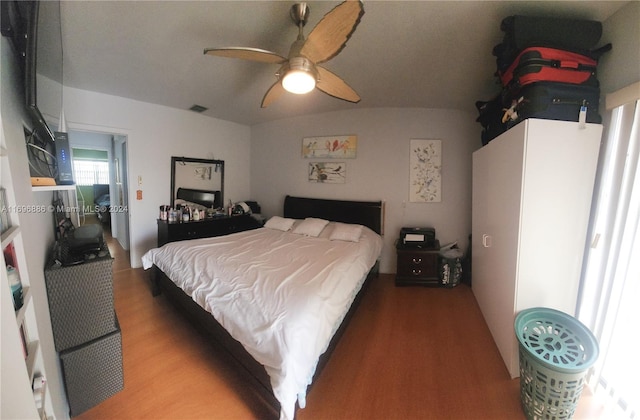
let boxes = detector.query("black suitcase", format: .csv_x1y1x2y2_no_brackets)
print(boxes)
67,224,104,254
501,15,602,51
507,82,601,128
493,15,608,73
54,224,106,265
476,82,601,145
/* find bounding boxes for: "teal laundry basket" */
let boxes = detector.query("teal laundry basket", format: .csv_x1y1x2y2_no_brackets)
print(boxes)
514,307,599,420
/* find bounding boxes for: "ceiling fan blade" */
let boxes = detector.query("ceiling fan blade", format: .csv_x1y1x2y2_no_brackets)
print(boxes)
316,66,360,103
300,0,364,64
204,47,287,64
261,80,286,108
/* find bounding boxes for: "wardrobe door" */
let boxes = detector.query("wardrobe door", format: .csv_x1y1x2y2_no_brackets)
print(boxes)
516,120,602,315
472,121,526,378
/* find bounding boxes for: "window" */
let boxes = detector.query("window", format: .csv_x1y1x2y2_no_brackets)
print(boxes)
73,160,109,186
71,148,109,186
578,82,640,419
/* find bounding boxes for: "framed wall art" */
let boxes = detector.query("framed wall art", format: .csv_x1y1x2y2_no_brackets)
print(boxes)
308,162,346,184
409,139,442,202
302,135,357,159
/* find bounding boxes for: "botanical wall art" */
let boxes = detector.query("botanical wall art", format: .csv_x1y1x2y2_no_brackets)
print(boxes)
409,139,442,202
302,135,357,158
308,162,346,184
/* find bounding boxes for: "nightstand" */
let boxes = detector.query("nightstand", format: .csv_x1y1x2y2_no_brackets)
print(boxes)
395,240,440,286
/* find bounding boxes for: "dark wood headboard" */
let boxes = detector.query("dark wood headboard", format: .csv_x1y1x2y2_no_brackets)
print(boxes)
176,187,220,208
283,195,385,235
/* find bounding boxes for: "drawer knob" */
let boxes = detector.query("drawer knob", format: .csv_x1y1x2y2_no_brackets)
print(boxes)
412,269,422,276
412,257,422,264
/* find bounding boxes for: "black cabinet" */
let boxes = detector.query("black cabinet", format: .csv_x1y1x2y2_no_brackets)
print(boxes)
157,214,261,247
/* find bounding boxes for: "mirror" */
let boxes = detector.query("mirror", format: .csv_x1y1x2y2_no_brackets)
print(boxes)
170,157,224,209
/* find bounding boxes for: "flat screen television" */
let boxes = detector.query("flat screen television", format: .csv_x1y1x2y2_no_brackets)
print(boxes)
23,0,63,180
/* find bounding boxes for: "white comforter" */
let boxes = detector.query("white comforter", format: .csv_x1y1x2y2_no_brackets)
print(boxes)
141,223,383,420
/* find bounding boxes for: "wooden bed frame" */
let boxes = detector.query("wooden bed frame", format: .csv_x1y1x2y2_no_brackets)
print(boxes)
151,195,385,418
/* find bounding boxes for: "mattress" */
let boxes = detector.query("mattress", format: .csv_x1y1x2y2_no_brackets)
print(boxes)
142,222,383,420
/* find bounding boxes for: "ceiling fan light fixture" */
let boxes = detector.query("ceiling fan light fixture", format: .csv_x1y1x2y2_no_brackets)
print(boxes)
282,70,316,94
281,56,317,94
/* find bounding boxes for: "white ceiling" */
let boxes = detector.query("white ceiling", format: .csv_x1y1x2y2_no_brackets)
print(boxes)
59,1,628,126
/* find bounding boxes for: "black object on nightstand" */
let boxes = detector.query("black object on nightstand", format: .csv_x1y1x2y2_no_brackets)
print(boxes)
395,240,440,286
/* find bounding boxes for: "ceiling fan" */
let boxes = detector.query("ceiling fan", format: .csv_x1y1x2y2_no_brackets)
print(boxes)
204,0,364,108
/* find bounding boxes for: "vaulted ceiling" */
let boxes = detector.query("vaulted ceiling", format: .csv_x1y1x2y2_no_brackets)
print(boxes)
59,1,628,125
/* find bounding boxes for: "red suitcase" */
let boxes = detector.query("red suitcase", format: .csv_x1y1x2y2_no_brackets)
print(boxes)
498,47,599,90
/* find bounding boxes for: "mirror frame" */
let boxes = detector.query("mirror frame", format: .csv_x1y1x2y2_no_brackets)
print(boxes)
170,156,224,209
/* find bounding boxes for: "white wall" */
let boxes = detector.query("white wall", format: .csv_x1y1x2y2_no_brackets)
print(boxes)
250,108,479,273
1,37,68,419
62,86,252,267
598,1,640,98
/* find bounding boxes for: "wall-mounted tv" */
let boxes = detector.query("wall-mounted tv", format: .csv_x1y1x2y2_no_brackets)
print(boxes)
0,1,64,180
25,0,63,181
26,0,63,135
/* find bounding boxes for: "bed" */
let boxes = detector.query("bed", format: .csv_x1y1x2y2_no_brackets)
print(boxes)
142,195,384,420
93,184,110,223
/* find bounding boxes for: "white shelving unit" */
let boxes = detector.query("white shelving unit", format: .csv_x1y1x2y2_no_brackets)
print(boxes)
2,152,52,420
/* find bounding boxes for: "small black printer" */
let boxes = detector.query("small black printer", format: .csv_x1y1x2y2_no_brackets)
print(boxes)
399,227,436,248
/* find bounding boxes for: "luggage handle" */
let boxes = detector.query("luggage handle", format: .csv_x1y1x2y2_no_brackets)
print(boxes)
559,60,579,69
527,58,595,72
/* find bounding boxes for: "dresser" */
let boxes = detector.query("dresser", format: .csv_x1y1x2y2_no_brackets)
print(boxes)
395,240,440,286
157,214,262,247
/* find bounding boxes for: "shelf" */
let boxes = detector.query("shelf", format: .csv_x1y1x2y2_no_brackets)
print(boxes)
15,286,32,326
32,184,76,192
25,340,40,383
1,225,21,249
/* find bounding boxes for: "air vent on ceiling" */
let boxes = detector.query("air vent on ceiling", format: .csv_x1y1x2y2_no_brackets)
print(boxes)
189,104,208,113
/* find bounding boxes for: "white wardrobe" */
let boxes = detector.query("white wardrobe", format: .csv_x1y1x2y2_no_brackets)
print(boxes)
472,118,602,378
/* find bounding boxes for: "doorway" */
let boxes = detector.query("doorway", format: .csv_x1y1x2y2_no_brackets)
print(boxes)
68,129,131,261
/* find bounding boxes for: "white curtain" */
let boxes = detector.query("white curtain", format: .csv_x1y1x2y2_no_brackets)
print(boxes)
578,83,640,418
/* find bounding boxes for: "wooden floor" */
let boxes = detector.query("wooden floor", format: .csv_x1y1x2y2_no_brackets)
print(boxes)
75,223,604,420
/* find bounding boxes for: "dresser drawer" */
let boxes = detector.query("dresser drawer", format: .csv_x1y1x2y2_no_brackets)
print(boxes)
157,214,261,247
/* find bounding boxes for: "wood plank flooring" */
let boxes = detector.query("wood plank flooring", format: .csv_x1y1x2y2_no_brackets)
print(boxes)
74,224,604,420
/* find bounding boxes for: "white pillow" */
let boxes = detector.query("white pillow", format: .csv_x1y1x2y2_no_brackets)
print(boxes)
329,222,363,242
264,216,295,231
291,217,329,237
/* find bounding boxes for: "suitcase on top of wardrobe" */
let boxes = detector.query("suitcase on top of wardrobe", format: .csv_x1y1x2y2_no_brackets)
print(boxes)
507,82,601,128
475,82,602,145
493,15,606,73
498,46,600,91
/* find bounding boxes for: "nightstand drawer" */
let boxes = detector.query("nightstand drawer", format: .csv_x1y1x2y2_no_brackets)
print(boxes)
395,241,440,286
396,252,437,277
